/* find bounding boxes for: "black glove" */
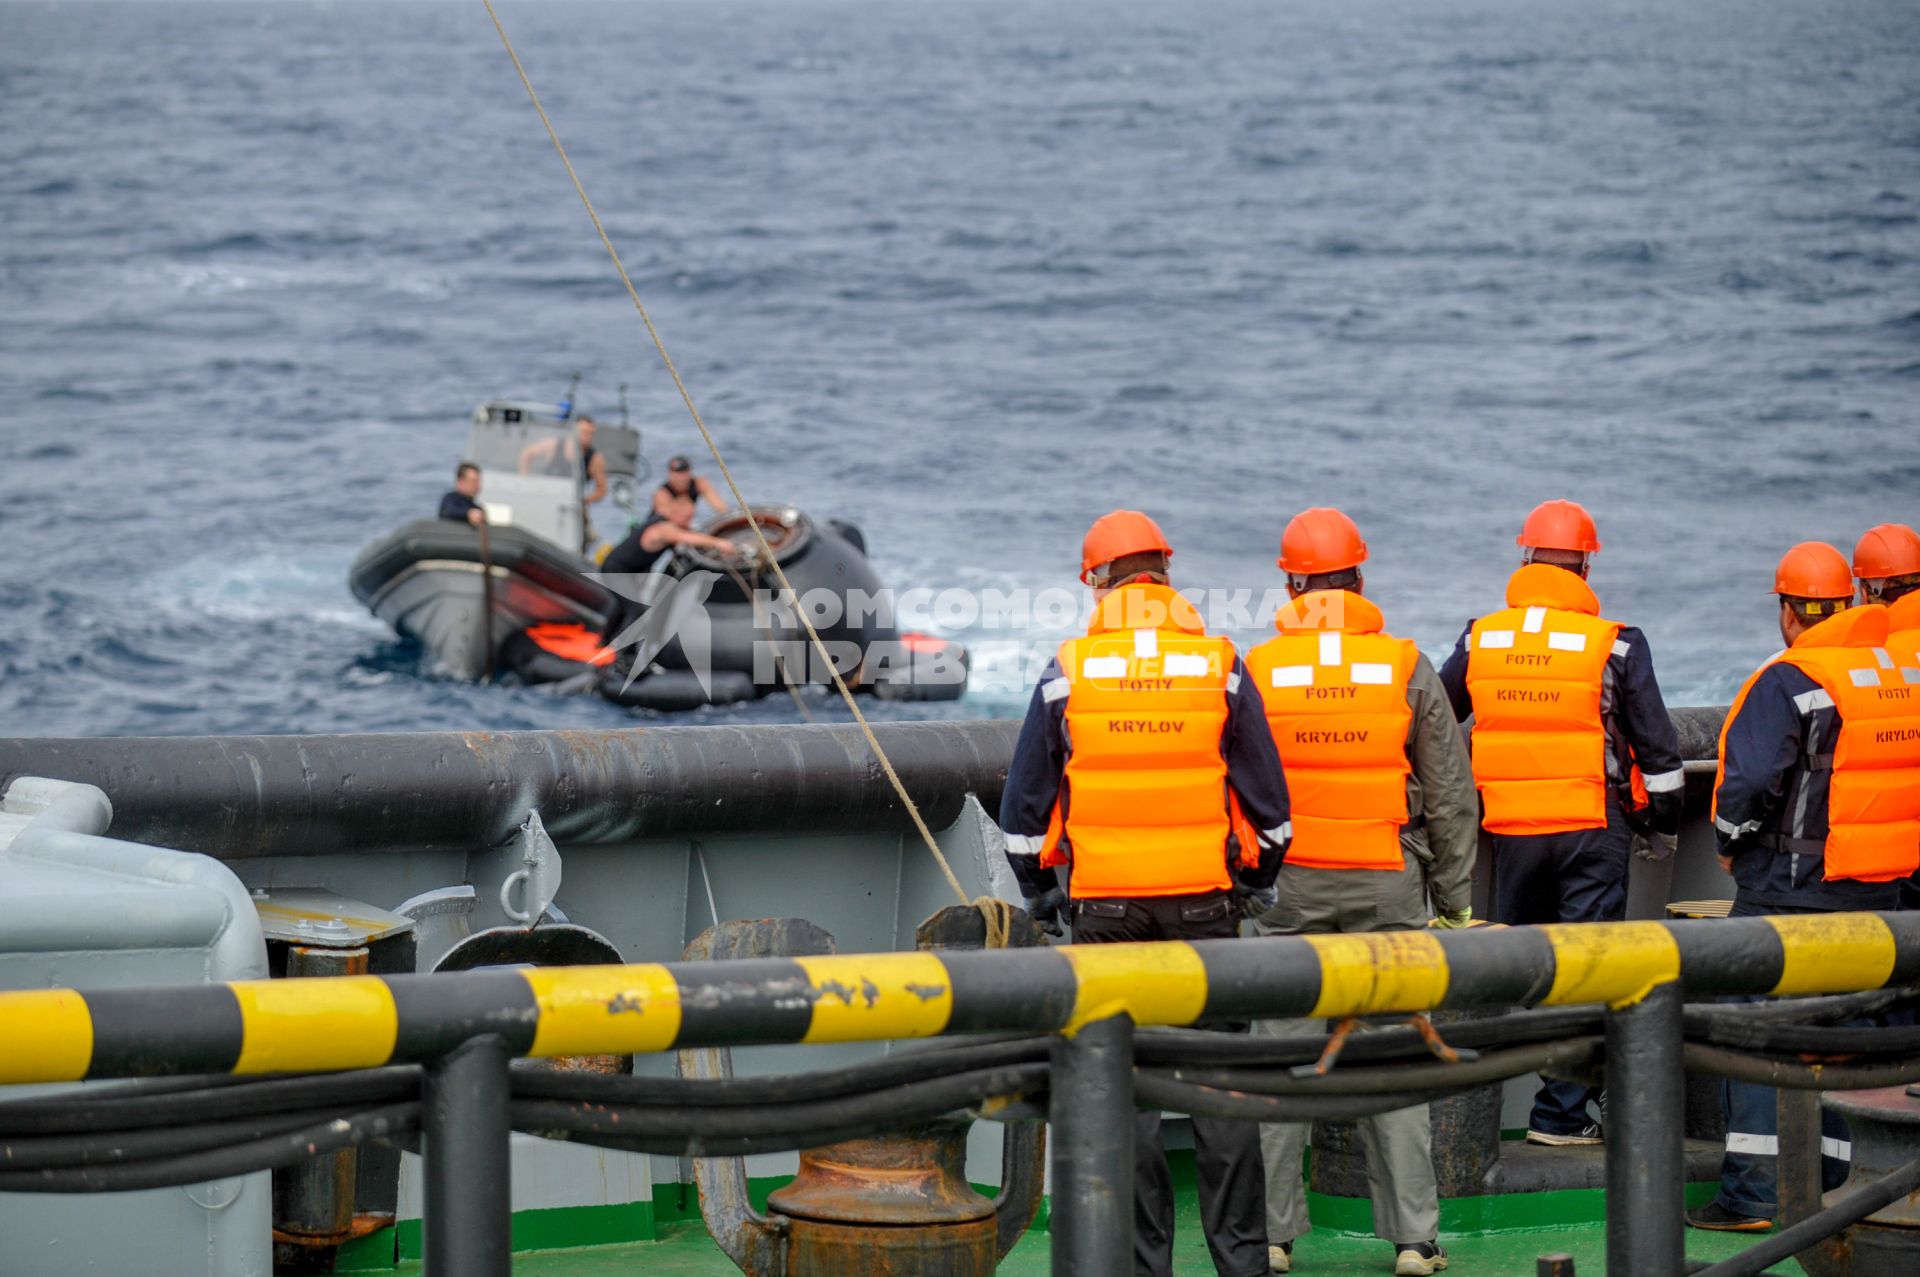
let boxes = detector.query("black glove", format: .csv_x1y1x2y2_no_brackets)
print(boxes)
1023,887,1068,938
1633,829,1680,861
1648,790,1684,837
1230,869,1279,920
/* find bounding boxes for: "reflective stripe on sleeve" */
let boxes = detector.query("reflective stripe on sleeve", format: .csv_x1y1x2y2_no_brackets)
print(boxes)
1042,676,1070,703
1263,822,1292,846
1004,833,1045,858
1716,814,1762,838
1612,639,1631,658
1642,768,1685,794
1793,688,1835,713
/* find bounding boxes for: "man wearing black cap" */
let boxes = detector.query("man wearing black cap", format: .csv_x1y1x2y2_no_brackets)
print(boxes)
654,455,729,522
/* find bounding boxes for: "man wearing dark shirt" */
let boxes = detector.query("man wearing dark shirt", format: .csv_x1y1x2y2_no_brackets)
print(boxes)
1436,501,1686,1147
1688,542,1918,1233
439,463,485,527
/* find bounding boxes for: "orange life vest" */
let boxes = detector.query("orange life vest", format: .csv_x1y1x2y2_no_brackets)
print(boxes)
1716,605,1920,883
1887,591,1920,665
1040,581,1245,898
1464,565,1622,835
1245,590,1418,871
524,622,616,667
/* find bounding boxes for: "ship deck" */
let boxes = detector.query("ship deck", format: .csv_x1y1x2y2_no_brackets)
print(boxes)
336,1148,1796,1276
368,1211,1791,1276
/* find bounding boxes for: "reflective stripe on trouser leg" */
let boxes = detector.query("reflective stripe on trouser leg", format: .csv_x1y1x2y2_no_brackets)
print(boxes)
1719,1071,1781,1216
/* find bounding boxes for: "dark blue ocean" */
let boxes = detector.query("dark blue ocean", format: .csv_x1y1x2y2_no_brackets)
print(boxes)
1,0,1916,736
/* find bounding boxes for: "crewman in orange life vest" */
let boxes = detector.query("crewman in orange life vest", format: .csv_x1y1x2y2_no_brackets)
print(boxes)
1853,522,1920,655
1851,522,1920,910
1687,543,1920,1232
999,510,1292,1277
1243,509,1477,1277
1437,499,1686,1146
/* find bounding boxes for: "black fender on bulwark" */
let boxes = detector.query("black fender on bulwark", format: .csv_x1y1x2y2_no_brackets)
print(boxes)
434,923,633,1077
431,923,626,973
0,720,1027,857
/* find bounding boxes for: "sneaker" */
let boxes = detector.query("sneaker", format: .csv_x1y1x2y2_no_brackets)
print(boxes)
1525,1123,1603,1146
1269,1241,1293,1272
1686,1201,1773,1232
1394,1241,1450,1275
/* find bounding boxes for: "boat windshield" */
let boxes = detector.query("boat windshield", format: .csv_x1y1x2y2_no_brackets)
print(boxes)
466,418,583,486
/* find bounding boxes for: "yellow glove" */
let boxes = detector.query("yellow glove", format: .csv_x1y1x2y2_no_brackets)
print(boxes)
1428,907,1473,930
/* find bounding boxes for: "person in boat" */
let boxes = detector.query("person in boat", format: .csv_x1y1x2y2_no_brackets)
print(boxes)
1437,498,1685,1148
999,509,1291,1277
516,417,598,481
1243,509,1475,1277
596,495,746,646
654,455,729,520
516,418,611,552
576,417,609,508
1689,543,1920,1233
438,462,486,527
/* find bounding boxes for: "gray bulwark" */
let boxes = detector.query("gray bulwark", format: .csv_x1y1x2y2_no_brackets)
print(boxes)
0,776,271,1277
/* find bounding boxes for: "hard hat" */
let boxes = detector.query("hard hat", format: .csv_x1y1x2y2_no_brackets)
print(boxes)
1278,507,1368,575
1516,500,1602,554
1080,510,1173,585
1852,523,1920,582
1774,541,1854,600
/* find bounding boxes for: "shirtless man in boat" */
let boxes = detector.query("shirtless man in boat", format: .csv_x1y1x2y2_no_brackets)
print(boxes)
597,470,745,645
654,454,728,519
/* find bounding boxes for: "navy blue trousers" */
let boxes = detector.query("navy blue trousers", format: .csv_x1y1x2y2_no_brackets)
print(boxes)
1714,897,1853,1218
1491,803,1631,1136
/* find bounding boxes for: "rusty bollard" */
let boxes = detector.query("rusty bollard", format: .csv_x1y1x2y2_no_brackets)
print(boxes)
681,909,1046,1276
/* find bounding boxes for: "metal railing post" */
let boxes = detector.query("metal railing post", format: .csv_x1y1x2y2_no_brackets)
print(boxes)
1050,1011,1134,1276
424,1034,512,1277
1604,980,1684,1276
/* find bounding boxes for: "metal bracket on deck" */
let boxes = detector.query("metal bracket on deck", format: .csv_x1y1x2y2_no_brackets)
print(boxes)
467,809,563,930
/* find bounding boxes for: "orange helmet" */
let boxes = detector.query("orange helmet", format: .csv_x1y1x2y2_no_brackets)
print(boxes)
1517,500,1602,554
1774,541,1854,601
1080,510,1173,585
1278,507,1368,575
1852,523,1920,583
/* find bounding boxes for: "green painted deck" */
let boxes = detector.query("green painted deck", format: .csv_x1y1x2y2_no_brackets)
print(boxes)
368,1212,1793,1276
343,1151,1797,1276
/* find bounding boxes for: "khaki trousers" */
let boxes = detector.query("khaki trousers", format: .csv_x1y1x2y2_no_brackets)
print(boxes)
1254,855,1440,1245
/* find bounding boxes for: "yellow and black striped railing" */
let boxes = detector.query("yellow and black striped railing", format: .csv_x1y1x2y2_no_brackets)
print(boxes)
5,912,1917,1086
